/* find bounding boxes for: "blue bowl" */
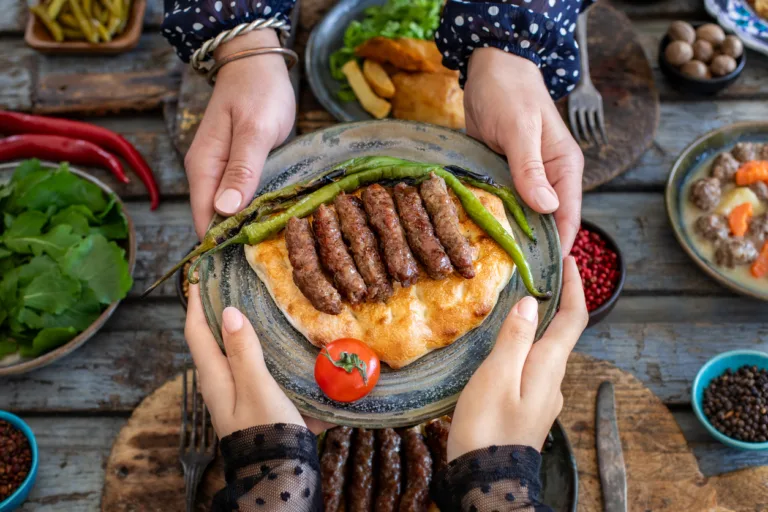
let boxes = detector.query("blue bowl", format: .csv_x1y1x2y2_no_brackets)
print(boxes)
692,350,768,451
0,412,38,511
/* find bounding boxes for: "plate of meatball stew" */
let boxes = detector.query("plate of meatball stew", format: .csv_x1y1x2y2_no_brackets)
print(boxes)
667,122,768,299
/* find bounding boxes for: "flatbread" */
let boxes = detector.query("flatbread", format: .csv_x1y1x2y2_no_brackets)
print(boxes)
245,187,515,369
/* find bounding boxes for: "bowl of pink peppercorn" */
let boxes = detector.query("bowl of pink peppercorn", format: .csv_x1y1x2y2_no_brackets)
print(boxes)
571,220,626,328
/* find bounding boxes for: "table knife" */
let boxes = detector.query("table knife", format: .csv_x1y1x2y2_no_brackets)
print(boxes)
596,381,627,512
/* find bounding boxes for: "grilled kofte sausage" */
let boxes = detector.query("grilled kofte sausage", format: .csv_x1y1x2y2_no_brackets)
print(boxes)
285,217,342,314
348,429,376,512
334,194,393,302
420,173,476,279
322,426,354,512
393,183,453,280
399,427,433,512
362,184,420,286
375,428,403,512
424,418,451,475
313,204,368,304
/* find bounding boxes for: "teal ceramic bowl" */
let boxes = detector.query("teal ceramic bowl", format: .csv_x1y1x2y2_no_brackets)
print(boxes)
0,412,38,511
692,350,768,451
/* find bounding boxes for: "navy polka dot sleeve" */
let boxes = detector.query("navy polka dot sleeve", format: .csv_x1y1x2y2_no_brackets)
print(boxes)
436,0,595,100
161,0,294,62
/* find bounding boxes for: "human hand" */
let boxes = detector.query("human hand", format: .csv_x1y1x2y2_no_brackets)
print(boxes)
184,283,306,437
447,256,587,461
185,30,296,238
464,49,584,255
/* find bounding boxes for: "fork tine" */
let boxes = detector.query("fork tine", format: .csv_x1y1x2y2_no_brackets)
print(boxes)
587,110,601,147
191,368,198,449
578,108,592,146
180,365,188,452
201,404,208,453
568,105,582,144
597,108,608,145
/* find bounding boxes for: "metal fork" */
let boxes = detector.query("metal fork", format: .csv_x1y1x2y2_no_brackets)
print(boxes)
180,365,218,512
568,12,608,146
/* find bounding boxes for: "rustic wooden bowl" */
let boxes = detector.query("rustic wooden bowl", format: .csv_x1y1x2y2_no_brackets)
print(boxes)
24,0,146,55
0,161,136,376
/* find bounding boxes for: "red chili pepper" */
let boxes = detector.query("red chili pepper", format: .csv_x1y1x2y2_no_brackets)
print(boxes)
0,111,160,210
0,134,129,184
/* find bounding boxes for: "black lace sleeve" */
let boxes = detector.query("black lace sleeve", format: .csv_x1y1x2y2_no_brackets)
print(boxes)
433,445,551,512
211,423,322,512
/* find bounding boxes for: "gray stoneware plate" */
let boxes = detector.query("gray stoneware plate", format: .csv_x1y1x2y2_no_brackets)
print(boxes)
306,0,407,123
0,161,136,375
199,120,562,427
666,121,768,301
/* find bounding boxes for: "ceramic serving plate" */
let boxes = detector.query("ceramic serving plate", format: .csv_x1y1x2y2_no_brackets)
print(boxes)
306,0,402,123
705,0,768,57
199,120,562,428
0,161,136,375
666,121,768,301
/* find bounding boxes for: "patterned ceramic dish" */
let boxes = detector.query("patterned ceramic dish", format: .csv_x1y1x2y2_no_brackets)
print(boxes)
705,0,768,56
0,162,136,375
665,121,768,301
199,120,562,428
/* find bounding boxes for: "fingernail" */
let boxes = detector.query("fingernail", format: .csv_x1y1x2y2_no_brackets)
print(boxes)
533,187,559,211
222,307,244,333
517,296,538,322
215,188,243,215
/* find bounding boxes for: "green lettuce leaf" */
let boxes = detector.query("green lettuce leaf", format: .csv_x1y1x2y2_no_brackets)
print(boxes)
20,268,81,314
50,207,92,237
0,337,18,358
18,327,77,358
5,224,82,260
42,288,103,331
0,248,10,259
14,166,108,214
16,307,43,329
18,255,57,286
59,234,132,304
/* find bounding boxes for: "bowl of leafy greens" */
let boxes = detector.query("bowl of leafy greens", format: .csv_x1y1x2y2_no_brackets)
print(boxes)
0,159,135,375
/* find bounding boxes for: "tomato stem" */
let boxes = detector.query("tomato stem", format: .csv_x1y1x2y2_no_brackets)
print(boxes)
322,349,369,386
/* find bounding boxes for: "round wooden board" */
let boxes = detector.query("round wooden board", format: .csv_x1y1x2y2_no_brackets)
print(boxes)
101,352,764,511
554,2,659,191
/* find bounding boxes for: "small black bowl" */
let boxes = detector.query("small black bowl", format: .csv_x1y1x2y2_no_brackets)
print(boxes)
175,244,199,311
577,220,626,328
659,27,746,96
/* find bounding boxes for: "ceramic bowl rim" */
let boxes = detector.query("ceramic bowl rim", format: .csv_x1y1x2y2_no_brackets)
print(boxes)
0,411,39,510
691,349,768,450
579,219,626,321
664,121,768,301
0,161,137,375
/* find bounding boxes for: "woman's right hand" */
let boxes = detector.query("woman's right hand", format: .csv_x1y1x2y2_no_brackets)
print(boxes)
447,256,587,461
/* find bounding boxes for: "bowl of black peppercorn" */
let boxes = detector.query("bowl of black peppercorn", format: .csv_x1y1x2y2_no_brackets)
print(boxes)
693,350,768,450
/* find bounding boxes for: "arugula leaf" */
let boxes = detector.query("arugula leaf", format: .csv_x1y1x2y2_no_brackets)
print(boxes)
18,327,77,358
42,288,103,331
92,196,128,240
3,213,14,230
5,224,82,260
18,255,57,286
0,248,10,259
16,307,43,329
0,309,6,328
1,210,49,253
0,268,20,310
59,234,132,304
20,268,81,314
50,207,92,237
0,182,13,201
0,337,17,358
15,167,108,214
11,159,44,181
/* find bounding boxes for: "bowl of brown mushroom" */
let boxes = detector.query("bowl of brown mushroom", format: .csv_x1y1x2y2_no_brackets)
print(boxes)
659,21,746,95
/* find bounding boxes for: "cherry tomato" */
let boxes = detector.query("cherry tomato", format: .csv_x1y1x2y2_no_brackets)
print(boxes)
314,338,380,402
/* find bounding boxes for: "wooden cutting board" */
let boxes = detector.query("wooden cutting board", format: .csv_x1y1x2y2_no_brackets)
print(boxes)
100,352,766,511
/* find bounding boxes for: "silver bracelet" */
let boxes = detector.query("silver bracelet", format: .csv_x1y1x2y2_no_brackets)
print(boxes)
190,17,290,73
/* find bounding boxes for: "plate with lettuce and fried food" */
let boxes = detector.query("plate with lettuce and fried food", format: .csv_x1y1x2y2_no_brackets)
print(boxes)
306,0,466,130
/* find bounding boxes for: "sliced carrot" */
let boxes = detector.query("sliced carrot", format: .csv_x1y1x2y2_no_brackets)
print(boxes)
735,160,768,186
728,201,753,237
752,241,768,278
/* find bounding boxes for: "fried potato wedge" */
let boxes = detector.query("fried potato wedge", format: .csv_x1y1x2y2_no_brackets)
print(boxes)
356,37,446,73
391,72,465,130
363,59,396,98
342,60,392,119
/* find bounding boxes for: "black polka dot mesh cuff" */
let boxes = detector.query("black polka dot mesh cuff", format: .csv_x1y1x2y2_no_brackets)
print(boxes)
436,0,593,100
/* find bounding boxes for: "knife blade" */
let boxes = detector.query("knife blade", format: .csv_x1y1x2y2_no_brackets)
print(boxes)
596,381,627,512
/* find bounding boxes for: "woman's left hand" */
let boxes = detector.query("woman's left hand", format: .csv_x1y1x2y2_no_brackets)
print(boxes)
185,284,331,437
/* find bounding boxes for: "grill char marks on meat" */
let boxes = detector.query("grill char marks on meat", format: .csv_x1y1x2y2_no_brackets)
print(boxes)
347,429,376,512
420,173,476,279
334,194,394,303
313,204,368,304
362,184,420,287
285,217,342,315
393,183,453,280
321,426,354,512
374,428,403,512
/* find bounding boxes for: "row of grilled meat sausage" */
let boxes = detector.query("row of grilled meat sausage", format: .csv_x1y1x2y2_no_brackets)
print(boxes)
320,419,450,512
285,173,476,314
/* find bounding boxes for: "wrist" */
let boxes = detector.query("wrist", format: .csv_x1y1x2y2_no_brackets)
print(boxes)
467,47,540,81
214,29,281,59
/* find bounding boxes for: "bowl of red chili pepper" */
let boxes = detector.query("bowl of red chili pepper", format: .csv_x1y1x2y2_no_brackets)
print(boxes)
571,220,625,328
0,412,38,511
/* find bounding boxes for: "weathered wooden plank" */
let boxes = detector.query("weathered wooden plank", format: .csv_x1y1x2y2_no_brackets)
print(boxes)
0,41,35,111
611,0,705,19
1,295,765,412
16,417,125,512
0,0,164,33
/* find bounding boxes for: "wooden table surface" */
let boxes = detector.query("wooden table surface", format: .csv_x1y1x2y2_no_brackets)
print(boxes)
1,0,768,509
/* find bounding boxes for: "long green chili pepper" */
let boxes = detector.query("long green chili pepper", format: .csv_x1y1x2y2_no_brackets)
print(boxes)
186,165,550,299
